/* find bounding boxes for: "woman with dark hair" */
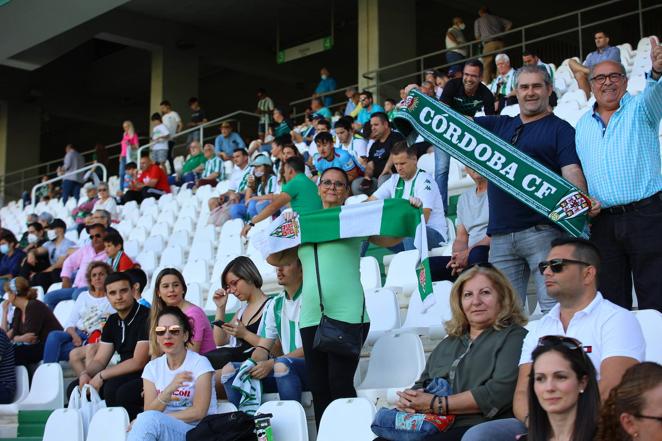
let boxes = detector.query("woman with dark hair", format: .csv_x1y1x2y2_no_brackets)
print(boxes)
245,154,278,219
127,306,216,441
0,277,62,365
149,268,215,357
527,335,600,441
0,231,26,288
272,106,293,139
596,362,662,441
206,256,270,372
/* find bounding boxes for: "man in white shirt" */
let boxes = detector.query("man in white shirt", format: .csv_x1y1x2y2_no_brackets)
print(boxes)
463,237,645,441
489,54,516,112
333,118,368,167
226,149,254,219
369,141,447,251
150,113,170,169
159,100,182,172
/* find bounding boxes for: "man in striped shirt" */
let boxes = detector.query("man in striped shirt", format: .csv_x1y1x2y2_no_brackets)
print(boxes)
489,53,516,113
196,143,225,187
250,260,308,403
575,41,662,312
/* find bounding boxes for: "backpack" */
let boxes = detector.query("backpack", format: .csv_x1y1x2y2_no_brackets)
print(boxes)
186,411,257,441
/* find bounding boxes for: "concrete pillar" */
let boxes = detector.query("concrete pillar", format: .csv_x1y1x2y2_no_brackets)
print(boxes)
150,47,199,125
357,0,417,102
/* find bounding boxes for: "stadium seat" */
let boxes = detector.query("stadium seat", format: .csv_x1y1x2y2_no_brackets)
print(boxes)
19,363,64,410
173,216,194,233
220,219,244,239
316,398,376,441
417,152,434,175
0,366,29,413
190,240,214,263
128,226,148,244
402,281,453,338
151,222,171,239
356,332,425,407
383,250,419,297
135,214,156,232
345,194,369,205
168,229,190,249
633,309,662,364
194,224,216,244
364,288,401,344
360,256,382,291
43,408,84,441
143,235,166,254
65,229,79,243
186,282,203,307
47,282,63,293
123,240,140,259
183,259,209,286
54,300,75,327
256,401,308,441
135,250,158,276
157,193,175,209
86,407,129,441
217,401,238,414
159,245,184,268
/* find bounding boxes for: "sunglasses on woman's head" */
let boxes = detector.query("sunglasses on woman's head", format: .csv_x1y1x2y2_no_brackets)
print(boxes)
537,258,590,275
155,325,182,337
537,335,584,352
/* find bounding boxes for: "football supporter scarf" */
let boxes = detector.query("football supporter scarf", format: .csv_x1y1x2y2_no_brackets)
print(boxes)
255,198,434,303
393,89,591,238
231,358,262,415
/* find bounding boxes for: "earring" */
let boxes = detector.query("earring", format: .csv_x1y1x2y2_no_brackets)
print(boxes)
579,389,584,394
633,433,639,438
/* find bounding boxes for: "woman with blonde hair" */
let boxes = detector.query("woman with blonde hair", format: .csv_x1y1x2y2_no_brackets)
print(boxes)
596,362,662,441
0,276,62,365
374,263,528,440
120,120,139,191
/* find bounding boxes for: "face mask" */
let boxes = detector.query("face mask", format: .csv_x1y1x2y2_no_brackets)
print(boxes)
0,244,9,254
459,23,466,30
254,171,264,178
47,230,57,241
27,234,38,244
321,75,328,80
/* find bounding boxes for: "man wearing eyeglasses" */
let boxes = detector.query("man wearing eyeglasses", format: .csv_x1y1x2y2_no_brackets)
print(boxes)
463,237,644,441
574,39,662,313
474,65,590,314
42,223,108,310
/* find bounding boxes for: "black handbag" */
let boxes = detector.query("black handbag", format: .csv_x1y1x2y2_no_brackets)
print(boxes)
186,411,256,441
311,243,366,358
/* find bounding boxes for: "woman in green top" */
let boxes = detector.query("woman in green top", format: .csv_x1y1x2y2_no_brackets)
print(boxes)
382,264,528,440
271,106,293,139
268,166,415,428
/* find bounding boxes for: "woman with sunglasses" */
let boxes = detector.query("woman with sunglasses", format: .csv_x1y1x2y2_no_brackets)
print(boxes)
596,362,662,441
526,336,599,441
375,264,528,440
128,306,216,441
206,257,270,373
268,167,416,429
92,182,118,222
149,268,215,357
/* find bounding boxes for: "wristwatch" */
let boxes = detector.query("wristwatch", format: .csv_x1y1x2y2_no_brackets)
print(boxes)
248,221,255,227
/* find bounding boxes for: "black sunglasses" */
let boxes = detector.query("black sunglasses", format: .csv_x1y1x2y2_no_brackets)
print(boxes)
510,125,524,145
537,335,584,352
89,233,103,239
537,258,590,275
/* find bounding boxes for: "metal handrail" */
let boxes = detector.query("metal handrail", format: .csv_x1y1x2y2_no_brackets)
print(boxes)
31,163,107,207
136,110,261,160
289,83,359,106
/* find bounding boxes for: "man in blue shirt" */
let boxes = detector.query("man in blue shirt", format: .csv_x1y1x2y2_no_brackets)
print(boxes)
313,132,362,183
475,65,589,313
575,41,662,312
314,67,336,107
569,31,621,99
214,122,246,160
354,91,385,129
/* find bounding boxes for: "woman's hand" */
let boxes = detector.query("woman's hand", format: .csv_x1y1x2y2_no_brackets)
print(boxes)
222,320,247,339
283,211,298,222
163,371,193,397
212,288,229,310
1,299,10,314
249,359,275,380
395,389,435,414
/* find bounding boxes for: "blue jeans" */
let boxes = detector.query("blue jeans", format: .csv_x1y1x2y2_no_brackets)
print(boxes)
43,287,87,310
0,383,15,404
229,203,247,220
119,156,127,191
127,410,196,441
247,200,271,219
389,227,446,253
42,329,87,363
433,148,450,212
489,225,565,313
445,50,465,71
61,180,82,205
461,418,527,441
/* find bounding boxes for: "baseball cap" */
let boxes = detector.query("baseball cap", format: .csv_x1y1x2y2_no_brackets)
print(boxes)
251,154,272,167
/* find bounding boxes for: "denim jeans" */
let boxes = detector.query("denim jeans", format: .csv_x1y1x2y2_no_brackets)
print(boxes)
461,418,527,441
433,149,450,212
43,287,87,310
0,383,15,405
127,410,196,441
119,156,127,191
489,225,565,313
389,227,446,253
61,180,82,205
445,51,465,71
42,329,87,363
247,200,271,219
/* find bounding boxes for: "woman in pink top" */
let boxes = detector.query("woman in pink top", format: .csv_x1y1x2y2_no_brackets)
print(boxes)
148,268,216,357
120,120,139,191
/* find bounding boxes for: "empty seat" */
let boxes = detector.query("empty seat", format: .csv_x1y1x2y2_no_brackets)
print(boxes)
183,259,209,286
633,309,662,364
256,401,308,441
86,407,129,441
128,227,148,244
364,288,401,344
416,152,434,175
136,250,158,276
360,256,382,291
186,282,203,307
123,239,140,259
160,245,184,268
383,250,419,296
402,281,453,338
19,363,64,410
317,398,377,441
43,409,84,441
151,222,171,239
190,240,214,262
54,300,75,328
217,401,238,414
143,235,166,254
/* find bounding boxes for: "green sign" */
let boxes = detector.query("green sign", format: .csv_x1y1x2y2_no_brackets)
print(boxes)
276,36,334,64
394,89,591,238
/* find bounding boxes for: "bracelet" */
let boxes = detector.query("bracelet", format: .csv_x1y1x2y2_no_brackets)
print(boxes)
157,394,169,405
429,395,437,413
99,371,104,381
444,396,450,415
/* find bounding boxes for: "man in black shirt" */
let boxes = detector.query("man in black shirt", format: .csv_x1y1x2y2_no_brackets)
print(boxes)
440,59,496,118
71,272,150,419
187,97,208,142
351,112,404,195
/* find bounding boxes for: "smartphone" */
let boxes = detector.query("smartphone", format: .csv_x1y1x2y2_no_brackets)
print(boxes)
212,320,225,328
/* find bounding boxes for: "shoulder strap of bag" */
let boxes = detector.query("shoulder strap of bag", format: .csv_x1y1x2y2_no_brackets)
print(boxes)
313,243,325,314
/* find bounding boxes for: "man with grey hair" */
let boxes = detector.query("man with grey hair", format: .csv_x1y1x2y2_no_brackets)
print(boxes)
575,40,662,312
489,53,516,112
343,86,359,116
474,64,590,313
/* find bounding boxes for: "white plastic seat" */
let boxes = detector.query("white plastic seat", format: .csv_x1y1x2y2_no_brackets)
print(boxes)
156,210,176,227
43,408,84,441
256,401,308,441
54,300,75,328
0,366,29,413
186,282,203,307
123,240,140,259
173,216,194,233
134,214,156,231
193,224,216,244
128,226,147,244
402,281,453,338
195,185,214,203
151,222,171,239
345,194,369,205
360,256,382,291
183,259,209,286
383,250,419,296
47,282,63,293
633,309,662,364
217,401,238,414
157,193,175,209
19,363,64,410
64,229,79,243
143,235,166,254
136,250,158,276
317,398,377,441
160,245,184,268
168,229,190,249
218,235,243,257
364,288,401,344
356,332,426,407
86,407,129,441
220,218,244,239
190,240,213,263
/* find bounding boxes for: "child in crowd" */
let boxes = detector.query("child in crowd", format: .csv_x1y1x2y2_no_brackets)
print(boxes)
104,232,135,272
126,268,150,308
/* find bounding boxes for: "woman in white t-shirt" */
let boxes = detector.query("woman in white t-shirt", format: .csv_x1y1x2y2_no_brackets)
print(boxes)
127,306,216,441
92,183,118,222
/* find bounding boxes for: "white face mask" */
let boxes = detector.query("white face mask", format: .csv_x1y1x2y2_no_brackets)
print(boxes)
254,171,264,178
0,244,9,254
321,75,328,80
27,234,38,244
459,23,466,30
47,230,57,241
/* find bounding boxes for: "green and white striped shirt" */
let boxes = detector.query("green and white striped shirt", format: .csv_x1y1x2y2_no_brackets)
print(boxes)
489,68,516,96
257,175,278,196
202,156,224,180
258,286,302,354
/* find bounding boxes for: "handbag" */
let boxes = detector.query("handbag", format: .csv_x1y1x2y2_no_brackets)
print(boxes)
186,411,257,441
311,243,366,358
68,384,106,438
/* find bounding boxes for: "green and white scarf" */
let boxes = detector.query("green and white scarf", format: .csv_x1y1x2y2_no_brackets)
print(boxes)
255,198,434,303
394,89,591,238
